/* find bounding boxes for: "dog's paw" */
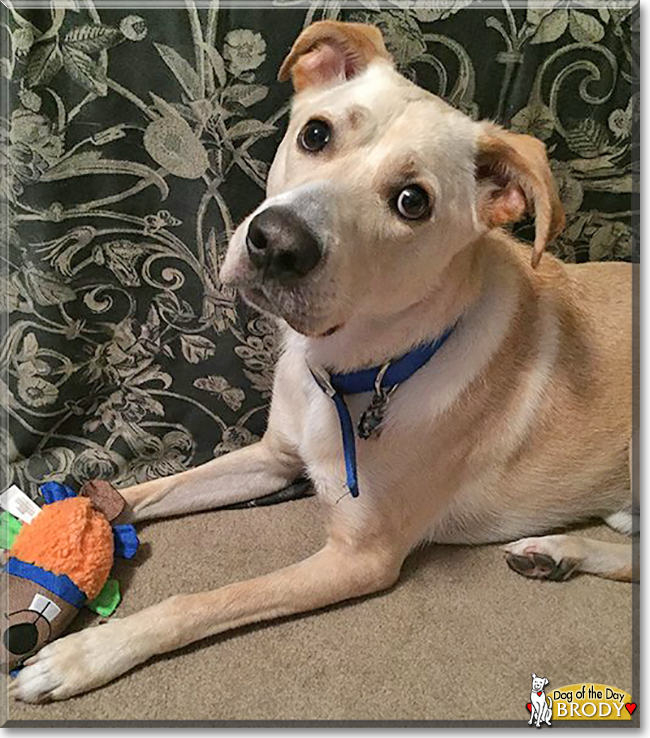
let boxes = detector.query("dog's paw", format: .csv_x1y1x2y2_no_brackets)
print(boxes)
503,535,580,582
9,619,139,703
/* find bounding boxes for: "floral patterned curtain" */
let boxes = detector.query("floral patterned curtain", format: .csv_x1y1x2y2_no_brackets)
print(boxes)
1,2,637,500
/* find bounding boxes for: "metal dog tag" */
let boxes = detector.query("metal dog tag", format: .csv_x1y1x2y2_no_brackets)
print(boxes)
357,363,397,440
357,389,393,439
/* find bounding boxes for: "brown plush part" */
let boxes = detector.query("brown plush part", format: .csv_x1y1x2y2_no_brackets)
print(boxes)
79,480,125,523
9,497,114,600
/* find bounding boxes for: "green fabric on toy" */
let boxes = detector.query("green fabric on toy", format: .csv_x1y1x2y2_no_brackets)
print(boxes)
0,511,22,550
88,578,122,617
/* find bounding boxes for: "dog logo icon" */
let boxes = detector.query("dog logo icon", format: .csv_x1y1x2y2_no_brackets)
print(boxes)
528,673,553,727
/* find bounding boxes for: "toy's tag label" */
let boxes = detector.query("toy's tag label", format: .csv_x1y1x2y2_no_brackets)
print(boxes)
0,485,41,524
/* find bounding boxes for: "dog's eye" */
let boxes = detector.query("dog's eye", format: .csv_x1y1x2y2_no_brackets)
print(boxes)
298,119,331,153
395,186,430,221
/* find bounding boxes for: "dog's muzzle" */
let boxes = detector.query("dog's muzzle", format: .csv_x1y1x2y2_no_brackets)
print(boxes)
246,206,323,283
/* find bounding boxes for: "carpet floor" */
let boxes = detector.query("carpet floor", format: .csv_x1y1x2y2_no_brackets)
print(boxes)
5,496,634,724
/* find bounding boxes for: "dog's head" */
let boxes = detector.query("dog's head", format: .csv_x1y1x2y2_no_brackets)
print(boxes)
220,21,564,338
531,673,549,692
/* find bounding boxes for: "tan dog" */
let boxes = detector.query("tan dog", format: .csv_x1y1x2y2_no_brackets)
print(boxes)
10,21,635,703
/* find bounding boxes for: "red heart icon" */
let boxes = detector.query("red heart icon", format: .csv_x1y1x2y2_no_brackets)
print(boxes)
625,703,637,715
527,703,532,712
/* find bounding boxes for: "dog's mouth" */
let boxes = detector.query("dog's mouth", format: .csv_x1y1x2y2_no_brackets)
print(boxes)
239,284,274,313
239,285,343,337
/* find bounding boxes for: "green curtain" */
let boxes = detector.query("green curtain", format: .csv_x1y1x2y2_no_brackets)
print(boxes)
1,3,637,499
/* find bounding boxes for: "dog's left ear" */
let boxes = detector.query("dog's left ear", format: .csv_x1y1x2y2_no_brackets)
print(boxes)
278,21,392,93
475,123,565,268
544,678,549,686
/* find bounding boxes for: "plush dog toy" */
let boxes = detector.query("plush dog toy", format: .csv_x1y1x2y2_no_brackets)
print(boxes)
0,480,138,670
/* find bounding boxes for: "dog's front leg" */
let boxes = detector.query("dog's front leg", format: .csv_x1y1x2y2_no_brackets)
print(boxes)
117,356,306,522
10,541,402,703
118,436,302,522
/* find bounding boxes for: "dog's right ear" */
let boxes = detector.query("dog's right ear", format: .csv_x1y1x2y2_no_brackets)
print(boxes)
532,673,537,679
278,21,392,93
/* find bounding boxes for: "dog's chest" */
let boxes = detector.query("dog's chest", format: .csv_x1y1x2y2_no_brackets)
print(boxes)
293,361,538,541
297,382,368,495
296,370,465,507
296,375,432,501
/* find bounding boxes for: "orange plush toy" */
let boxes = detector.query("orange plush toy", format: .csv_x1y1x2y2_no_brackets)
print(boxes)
1,481,138,670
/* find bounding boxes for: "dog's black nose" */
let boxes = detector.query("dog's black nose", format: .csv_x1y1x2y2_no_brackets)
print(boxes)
246,206,322,282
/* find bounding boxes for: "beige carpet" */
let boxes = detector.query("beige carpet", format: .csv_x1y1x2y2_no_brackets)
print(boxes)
5,496,634,724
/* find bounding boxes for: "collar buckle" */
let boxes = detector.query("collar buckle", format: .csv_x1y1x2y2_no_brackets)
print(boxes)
309,363,336,398
374,361,392,394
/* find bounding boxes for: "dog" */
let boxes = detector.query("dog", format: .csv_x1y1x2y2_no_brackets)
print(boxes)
529,674,552,727
10,20,635,703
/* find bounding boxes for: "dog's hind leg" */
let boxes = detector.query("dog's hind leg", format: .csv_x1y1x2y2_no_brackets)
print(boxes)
605,443,638,537
605,506,636,535
503,534,635,582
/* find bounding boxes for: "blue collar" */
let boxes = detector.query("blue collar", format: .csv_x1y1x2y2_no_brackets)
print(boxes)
310,324,456,498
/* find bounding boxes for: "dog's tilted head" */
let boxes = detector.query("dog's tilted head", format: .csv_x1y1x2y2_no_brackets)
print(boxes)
219,21,564,338
531,673,549,692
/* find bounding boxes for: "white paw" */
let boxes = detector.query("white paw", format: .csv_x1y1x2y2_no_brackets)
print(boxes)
9,619,139,703
503,535,581,581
